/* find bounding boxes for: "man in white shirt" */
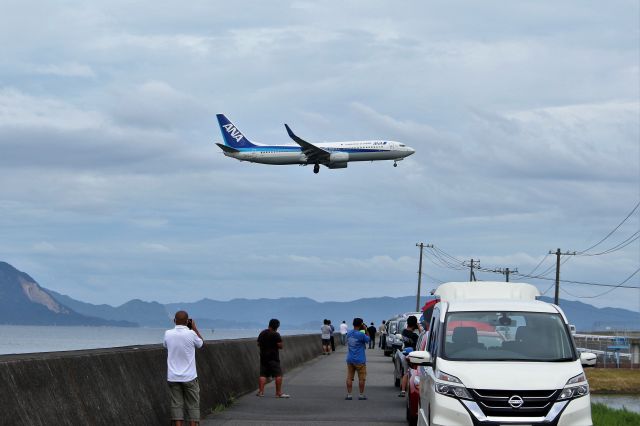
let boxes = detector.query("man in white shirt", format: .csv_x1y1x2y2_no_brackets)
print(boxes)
339,320,348,345
164,311,204,426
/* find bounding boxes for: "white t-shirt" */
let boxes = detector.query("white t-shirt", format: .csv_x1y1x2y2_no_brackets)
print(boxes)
339,323,348,335
321,324,332,339
163,325,204,382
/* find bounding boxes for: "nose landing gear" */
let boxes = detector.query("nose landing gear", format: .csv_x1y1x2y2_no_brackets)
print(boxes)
393,161,398,167
313,164,320,174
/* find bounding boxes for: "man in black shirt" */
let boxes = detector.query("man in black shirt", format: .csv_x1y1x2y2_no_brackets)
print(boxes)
257,318,290,398
367,322,377,349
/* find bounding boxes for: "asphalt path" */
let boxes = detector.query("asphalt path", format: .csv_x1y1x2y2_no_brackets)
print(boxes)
203,344,407,425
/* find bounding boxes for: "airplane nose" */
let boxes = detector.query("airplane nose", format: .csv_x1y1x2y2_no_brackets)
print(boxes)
406,147,415,156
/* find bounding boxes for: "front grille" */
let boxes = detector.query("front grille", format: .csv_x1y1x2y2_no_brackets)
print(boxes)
470,389,559,417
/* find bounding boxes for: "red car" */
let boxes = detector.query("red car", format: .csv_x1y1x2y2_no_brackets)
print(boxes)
406,330,428,426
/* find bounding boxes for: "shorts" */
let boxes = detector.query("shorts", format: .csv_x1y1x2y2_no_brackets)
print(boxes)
322,338,331,345
346,363,367,381
168,378,200,421
260,360,282,378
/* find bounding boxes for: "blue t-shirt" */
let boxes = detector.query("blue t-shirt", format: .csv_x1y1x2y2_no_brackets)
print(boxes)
346,329,370,365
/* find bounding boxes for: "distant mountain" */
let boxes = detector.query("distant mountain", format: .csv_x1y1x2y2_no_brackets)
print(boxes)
48,291,172,328
0,262,135,327
166,296,421,329
538,297,640,331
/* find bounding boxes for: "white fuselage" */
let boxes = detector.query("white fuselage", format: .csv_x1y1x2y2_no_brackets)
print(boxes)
223,140,414,165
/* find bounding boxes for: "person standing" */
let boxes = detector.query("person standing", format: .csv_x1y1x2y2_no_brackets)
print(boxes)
163,310,204,426
257,318,290,398
345,317,370,400
367,322,377,349
321,319,332,355
339,320,348,345
329,319,336,352
398,316,420,398
378,320,387,349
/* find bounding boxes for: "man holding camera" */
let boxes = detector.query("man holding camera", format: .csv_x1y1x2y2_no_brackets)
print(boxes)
164,310,204,426
345,317,370,400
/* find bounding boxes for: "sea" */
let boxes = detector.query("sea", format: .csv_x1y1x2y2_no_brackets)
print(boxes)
0,325,313,355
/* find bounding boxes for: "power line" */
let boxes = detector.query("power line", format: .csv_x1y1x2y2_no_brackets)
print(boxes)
557,268,640,299
511,272,639,289
577,231,640,256
578,201,640,254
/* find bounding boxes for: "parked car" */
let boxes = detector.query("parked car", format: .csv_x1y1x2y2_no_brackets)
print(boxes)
384,317,400,356
409,281,597,426
406,330,429,426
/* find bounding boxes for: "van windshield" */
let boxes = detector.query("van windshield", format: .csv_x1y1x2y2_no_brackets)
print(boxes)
442,311,575,361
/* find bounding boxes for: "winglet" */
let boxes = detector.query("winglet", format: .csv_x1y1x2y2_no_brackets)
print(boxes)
284,123,302,144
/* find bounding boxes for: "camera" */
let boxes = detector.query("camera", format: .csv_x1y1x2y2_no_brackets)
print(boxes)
187,319,193,329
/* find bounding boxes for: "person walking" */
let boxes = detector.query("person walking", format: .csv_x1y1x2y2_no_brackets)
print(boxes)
378,320,387,349
257,318,290,398
367,322,377,349
329,319,336,352
345,317,370,400
321,319,332,355
339,320,348,345
163,310,204,426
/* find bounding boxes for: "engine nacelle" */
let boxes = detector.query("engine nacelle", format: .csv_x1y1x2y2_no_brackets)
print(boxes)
329,152,349,164
327,162,348,169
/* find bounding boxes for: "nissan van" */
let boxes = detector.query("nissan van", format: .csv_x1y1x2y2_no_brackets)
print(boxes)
408,282,596,426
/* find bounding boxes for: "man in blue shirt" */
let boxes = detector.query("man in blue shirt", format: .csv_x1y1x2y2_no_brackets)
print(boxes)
345,317,370,400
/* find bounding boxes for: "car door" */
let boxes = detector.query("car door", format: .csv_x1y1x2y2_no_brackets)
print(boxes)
419,307,441,425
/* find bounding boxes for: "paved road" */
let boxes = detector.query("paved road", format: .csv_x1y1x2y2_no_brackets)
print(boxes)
203,345,407,425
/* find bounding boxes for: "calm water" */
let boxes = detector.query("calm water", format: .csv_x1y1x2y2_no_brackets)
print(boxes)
591,394,640,414
0,325,313,355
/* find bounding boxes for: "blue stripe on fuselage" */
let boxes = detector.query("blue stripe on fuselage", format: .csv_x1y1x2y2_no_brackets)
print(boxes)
232,146,388,153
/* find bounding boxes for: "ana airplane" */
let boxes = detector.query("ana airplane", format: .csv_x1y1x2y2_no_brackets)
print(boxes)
215,114,415,174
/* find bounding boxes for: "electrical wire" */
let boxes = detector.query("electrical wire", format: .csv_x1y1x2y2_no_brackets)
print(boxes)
559,268,640,299
577,201,640,254
510,271,639,289
577,231,640,257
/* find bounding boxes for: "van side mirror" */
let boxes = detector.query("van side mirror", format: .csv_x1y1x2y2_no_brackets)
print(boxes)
407,350,432,366
580,352,596,367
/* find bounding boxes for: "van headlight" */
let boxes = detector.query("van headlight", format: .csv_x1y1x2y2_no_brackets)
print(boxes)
558,373,589,401
434,370,472,400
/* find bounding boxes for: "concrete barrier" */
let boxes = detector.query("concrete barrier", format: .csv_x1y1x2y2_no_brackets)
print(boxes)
0,334,320,426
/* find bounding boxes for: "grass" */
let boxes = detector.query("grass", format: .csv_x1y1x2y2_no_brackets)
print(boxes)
585,368,640,394
211,394,236,414
591,403,640,425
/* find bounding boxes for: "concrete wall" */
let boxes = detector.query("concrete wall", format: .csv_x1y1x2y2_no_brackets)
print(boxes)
0,334,320,426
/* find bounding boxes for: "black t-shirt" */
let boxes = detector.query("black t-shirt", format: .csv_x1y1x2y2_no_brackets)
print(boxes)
367,326,377,336
402,328,419,349
258,329,282,363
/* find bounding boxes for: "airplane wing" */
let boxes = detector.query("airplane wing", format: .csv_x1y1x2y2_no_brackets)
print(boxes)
284,124,330,164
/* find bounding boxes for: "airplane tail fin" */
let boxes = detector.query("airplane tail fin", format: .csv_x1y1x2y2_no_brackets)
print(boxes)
216,114,258,148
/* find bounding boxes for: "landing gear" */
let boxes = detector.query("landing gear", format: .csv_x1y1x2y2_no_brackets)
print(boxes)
393,161,398,167
313,164,320,174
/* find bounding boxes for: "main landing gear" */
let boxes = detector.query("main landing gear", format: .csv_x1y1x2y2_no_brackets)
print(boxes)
313,164,320,174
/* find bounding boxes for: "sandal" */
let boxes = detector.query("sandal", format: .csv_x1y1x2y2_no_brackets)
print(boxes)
276,393,290,398
256,392,264,397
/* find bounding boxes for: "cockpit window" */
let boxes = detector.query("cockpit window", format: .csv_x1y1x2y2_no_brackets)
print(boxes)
399,144,405,147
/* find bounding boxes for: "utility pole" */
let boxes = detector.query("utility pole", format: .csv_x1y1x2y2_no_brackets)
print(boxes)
464,259,480,282
415,243,433,311
548,248,576,305
491,267,518,282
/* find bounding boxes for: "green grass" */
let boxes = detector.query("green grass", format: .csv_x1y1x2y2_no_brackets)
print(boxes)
586,369,640,394
592,402,640,426
211,394,236,414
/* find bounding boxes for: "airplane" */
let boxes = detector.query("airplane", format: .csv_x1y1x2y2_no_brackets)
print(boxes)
215,114,415,174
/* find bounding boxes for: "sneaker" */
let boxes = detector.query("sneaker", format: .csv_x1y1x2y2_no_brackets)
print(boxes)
276,393,290,399
398,391,406,397
256,392,264,397
358,395,367,400
345,394,353,400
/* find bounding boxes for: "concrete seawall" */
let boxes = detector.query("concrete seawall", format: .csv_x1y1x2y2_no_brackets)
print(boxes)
0,334,320,426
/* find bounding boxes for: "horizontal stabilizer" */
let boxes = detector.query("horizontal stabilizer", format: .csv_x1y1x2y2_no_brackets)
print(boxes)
216,143,239,153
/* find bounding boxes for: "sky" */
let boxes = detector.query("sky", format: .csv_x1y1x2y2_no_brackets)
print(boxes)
0,1,638,311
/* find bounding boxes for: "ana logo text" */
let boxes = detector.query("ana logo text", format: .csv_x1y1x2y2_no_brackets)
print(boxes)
222,124,244,143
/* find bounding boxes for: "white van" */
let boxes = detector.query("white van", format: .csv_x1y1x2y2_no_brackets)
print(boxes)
408,282,596,426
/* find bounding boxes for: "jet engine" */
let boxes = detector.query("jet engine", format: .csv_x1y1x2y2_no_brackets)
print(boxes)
329,152,349,164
